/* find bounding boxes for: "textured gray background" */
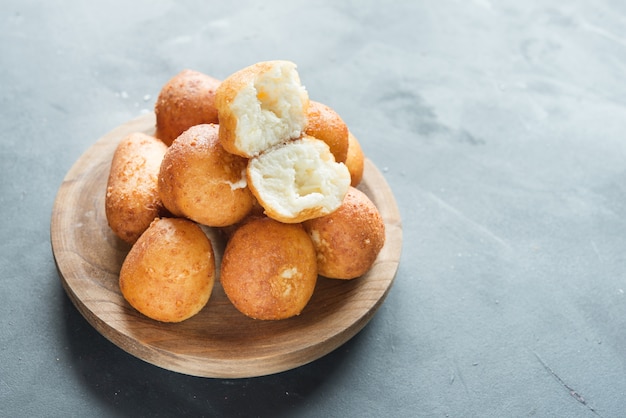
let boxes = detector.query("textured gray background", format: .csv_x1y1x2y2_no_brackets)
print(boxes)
2,0,626,416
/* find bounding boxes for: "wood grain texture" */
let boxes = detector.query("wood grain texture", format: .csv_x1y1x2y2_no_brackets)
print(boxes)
50,113,403,378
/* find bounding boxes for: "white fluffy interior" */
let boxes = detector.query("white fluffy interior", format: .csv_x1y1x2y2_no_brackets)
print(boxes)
231,62,308,156
248,137,350,220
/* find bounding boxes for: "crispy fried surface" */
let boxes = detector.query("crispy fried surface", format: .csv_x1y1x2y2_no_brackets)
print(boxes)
345,131,365,187
305,100,349,163
220,217,317,320
158,124,254,227
119,218,216,323
303,187,385,279
155,69,220,146
105,132,168,244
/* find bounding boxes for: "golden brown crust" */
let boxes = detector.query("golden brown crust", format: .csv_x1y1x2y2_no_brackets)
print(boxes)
305,100,349,163
158,124,255,227
220,217,317,320
105,132,168,244
345,131,365,186
155,69,221,146
119,217,216,323
259,203,326,225
303,187,385,279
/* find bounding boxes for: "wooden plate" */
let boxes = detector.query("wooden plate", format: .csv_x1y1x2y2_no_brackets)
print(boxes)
50,113,403,378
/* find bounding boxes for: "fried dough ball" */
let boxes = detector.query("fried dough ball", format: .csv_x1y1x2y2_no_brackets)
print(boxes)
305,100,349,163
303,187,385,280
345,131,365,187
158,124,255,227
215,60,309,158
119,218,216,323
220,217,317,320
105,132,168,244
155,69,221,146
246,136,350,223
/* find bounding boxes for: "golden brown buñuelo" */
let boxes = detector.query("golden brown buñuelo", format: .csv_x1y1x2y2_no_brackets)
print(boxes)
105,132,168,244
158,124,255,227
220,217,318,320
119,217,216,323
155,69,221,146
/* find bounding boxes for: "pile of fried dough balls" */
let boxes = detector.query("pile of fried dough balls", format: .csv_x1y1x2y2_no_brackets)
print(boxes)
105,61,385,322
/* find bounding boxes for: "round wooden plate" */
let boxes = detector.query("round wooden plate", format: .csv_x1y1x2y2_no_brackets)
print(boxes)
50,113,403,378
